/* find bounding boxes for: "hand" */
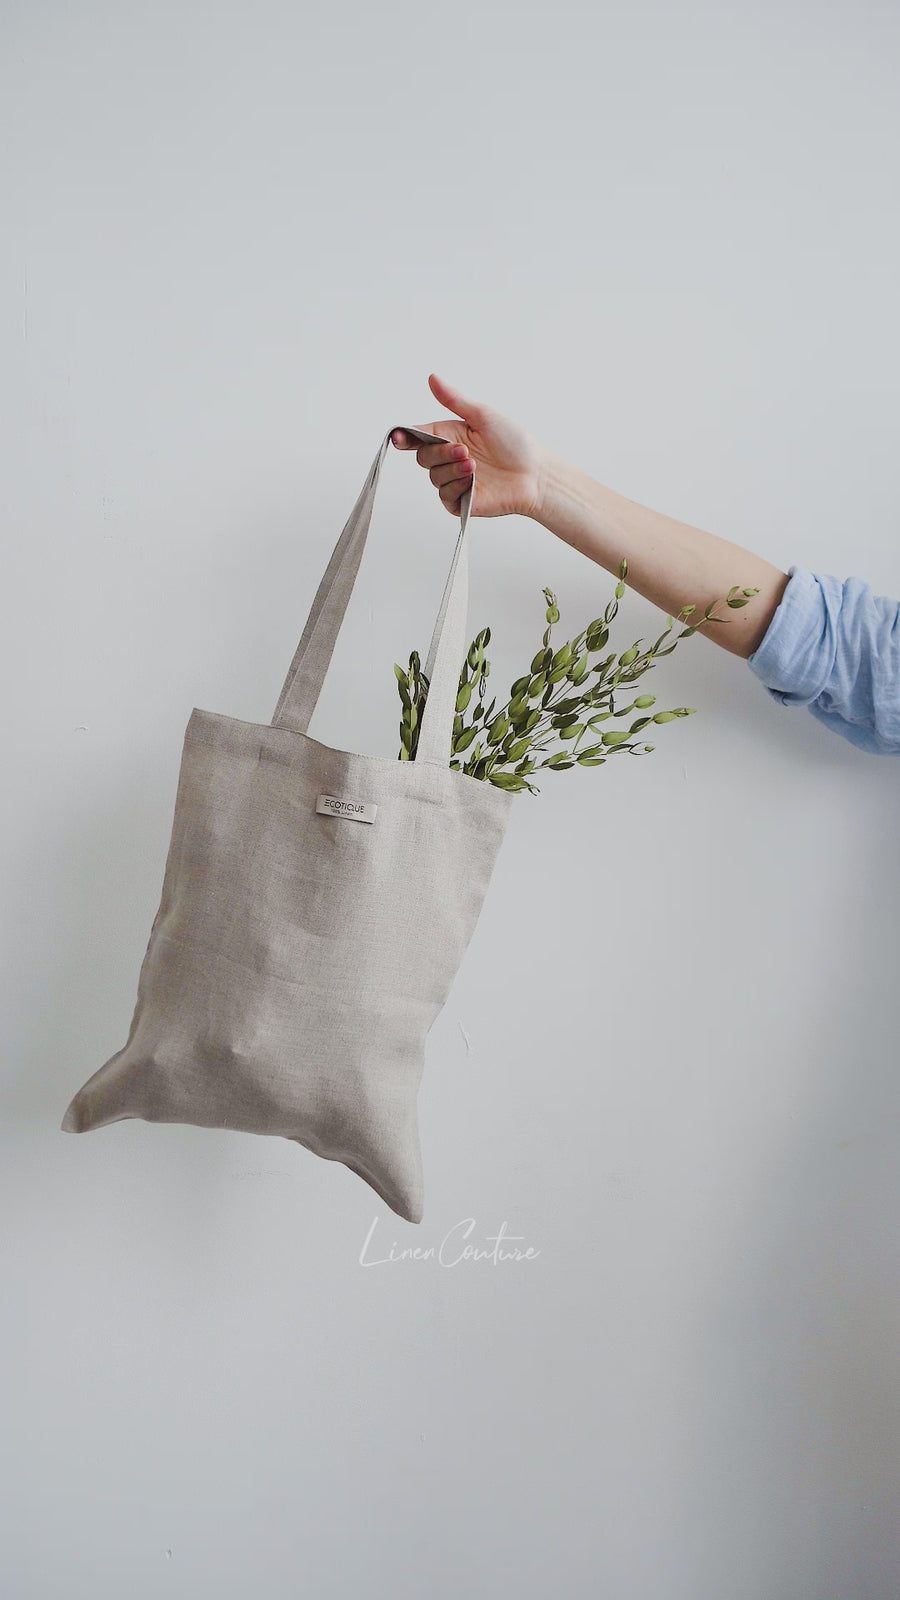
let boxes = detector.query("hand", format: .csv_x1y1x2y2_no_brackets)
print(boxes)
391,374,548,520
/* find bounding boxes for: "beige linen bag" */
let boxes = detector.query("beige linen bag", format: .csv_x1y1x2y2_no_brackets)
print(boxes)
62,425,513,1223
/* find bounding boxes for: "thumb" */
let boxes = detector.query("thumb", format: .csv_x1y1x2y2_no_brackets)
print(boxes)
390,373,484,450
427,371,485,426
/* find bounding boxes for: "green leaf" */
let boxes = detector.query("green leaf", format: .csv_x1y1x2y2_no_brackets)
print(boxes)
454,725,478,750
601,730,630,745
456,681,473,712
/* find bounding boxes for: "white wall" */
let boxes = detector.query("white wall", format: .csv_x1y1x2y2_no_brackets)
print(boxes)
4,2,900,1595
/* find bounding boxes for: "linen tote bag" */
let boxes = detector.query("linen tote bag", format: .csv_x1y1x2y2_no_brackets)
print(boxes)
61,425,514,1224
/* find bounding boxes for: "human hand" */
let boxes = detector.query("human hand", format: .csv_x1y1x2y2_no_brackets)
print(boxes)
391,374,548,521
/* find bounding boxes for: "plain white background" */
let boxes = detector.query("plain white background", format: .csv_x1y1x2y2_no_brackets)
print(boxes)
3,2,900,1595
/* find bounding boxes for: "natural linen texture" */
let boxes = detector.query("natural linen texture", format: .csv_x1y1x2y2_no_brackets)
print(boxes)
62,426,513,1223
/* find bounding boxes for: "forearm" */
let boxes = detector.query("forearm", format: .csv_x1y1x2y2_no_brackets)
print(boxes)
533,450,790,660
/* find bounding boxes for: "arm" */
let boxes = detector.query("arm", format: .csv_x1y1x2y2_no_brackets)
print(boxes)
534,455,900,754
393,376,900,755
533,450,790,660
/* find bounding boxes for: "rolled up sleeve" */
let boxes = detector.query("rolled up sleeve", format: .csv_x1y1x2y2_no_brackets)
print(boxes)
746,564,900,755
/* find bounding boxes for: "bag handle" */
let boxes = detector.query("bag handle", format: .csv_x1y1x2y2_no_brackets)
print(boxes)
271,425,474,767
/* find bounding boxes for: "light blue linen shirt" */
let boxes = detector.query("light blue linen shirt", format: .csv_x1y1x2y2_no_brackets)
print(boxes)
746,564,900,755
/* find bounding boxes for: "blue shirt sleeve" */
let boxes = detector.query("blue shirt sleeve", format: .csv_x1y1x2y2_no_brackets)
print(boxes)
746,564,900,755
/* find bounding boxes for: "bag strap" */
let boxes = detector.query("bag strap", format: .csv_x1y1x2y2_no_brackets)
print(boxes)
270,425,474,768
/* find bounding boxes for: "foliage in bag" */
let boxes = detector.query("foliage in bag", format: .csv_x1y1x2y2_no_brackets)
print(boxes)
395,558,760,793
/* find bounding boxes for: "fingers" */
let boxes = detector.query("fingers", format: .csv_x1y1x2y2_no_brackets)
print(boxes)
391,427,467,463
390,426,450,450
439,480,470,516
391,431,471,475
430,456,473,491
425,445,473,506
390,425,473,514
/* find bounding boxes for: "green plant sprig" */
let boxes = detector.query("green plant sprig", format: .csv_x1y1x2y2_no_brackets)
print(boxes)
394,558,760,794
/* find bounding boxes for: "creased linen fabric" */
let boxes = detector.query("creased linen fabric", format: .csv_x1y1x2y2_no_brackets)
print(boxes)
747,564,900,755
62,426,513,1223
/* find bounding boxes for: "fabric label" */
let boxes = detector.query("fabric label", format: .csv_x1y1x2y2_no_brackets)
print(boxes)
316,794,378,824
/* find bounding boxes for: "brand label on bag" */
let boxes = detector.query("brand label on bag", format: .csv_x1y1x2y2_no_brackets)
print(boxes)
316,794,378,824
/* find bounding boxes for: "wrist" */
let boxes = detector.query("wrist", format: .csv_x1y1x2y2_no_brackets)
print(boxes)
530,447,569,527
531,448,598,536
